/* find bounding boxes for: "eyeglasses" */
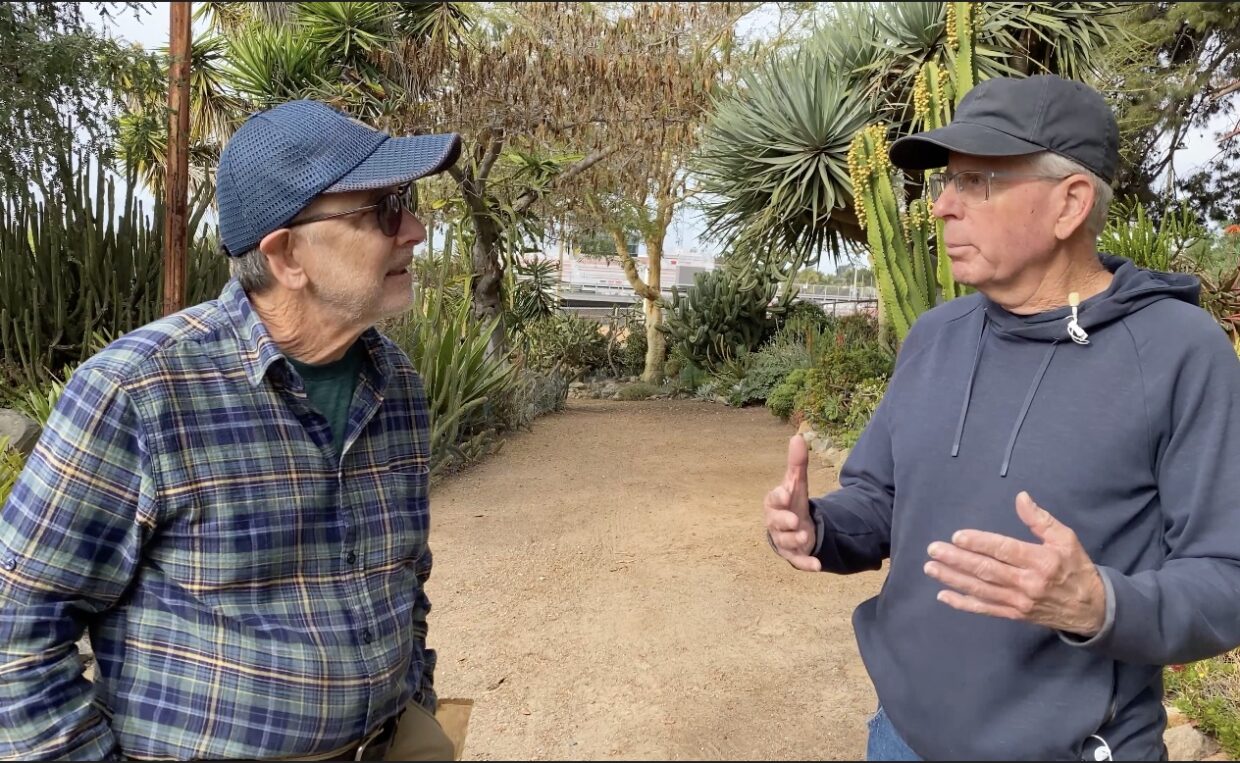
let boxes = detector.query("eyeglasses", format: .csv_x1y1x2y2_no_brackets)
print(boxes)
287,183,417,237
927,170,1070,205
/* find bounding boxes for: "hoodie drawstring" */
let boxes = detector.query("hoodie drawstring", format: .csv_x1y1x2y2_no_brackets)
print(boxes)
999,342,1059,478
951,317,989,458
951,312,1064,477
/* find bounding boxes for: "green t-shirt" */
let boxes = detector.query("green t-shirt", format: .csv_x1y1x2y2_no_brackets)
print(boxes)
286,341,366,461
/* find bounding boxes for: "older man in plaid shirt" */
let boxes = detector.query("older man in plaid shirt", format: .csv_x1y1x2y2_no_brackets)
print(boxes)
0,101,461,761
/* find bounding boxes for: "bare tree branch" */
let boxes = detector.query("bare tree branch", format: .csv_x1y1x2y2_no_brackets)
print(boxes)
477,132,505,182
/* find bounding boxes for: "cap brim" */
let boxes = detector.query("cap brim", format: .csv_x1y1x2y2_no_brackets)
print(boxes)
325,132,462,193
889,122,1044,171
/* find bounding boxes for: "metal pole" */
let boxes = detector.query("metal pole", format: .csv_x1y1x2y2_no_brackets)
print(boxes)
162,2,192,316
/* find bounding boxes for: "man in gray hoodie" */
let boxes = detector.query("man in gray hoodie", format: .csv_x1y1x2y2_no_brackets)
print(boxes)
764,74,1240,761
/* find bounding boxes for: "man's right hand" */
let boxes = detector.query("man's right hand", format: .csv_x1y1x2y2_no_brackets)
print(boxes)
764,434,821,571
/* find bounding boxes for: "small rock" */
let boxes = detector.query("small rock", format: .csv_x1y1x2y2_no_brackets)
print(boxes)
1164,724,1220,761
1166,705,1190,729
796,421,814,436
569,382,586,389
610,393,623,400
0,409,40,456
713,395,728,405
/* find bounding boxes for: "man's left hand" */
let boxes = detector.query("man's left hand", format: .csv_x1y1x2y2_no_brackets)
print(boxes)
924,491,1106,637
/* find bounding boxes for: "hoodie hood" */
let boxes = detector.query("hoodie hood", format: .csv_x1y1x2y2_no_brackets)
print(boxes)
982,254,1201,343
951,255,1200,477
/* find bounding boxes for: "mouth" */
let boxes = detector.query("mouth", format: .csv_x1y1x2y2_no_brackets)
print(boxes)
385,263,411,277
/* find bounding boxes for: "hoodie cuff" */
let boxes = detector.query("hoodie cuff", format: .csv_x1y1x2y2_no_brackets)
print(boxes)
1058,565,1116,648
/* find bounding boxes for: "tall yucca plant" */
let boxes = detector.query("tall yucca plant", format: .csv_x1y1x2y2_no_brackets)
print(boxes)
695,46,875,264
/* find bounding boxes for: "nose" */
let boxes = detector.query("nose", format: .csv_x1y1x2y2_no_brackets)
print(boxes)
931,181,962,221
397,208,426,248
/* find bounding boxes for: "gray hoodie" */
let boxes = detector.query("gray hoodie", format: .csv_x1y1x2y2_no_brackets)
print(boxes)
810,255,1240,760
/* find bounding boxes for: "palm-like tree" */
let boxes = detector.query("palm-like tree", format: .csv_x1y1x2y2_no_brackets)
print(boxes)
695,1,1124,266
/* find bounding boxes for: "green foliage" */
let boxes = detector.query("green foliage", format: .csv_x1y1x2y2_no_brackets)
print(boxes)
0,436,24,507
0,150,226,387
615,382,661,401
619,319,648,379
1102,3,1240,222
731,340,813,407
795,341,894,445
492,367,568,433
1165,652,1240,759
1100,199,1207,272
505,257,561,333
766,368,810,421
698,1,1122,262
517,313,608,380
385,257,517,478
661,258,797,369
0,2,156,194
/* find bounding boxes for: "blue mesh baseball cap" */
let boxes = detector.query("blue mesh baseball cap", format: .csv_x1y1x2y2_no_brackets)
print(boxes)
216,100,462,257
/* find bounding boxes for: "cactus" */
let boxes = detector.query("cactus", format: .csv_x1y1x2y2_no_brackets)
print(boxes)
660,257,797,369
1,147,227,388
848,124,932,341
945,2,977,106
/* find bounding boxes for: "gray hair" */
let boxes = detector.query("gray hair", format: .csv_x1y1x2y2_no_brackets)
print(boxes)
1025,151,1113,238
226,245,274,294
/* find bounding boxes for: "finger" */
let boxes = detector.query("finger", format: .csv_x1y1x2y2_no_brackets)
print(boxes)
783,435,810,510
764,486,792,516
766,507,803,534
1015,491,1075,546
934,589,1027,622
924,560,1032,614
944,529,1041,568
927,540,1025,587
782,553,822,572
771,529,813,553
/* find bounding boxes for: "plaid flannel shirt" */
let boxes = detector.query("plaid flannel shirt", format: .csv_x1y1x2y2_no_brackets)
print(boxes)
0,279,436,761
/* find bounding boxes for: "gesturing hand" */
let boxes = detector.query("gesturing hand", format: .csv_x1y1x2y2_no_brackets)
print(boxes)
923,491,1107,637
764,435,821,572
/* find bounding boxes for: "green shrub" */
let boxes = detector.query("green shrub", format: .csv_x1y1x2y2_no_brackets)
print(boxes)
493,367,568,432
741,340,812,404
620,322,648,378
385,259,517,478
0,436,25,506
1165,651,1240,759
616,382,660,401
766,367,809,421
519,313,608,380
660,258,794,369
795,341,893,441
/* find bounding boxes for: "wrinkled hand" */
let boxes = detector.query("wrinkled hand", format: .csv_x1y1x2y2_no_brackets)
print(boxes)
764,435,821,572
924,491,1106,637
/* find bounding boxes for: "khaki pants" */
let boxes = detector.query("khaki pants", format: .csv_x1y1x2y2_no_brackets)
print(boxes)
384,701,456,761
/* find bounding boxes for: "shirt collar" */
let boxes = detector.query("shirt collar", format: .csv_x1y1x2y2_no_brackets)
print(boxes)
218,278,393,389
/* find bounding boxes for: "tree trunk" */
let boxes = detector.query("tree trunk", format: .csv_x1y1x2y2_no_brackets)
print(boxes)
641,238,666,383
470,211,506,358
642,297,666,384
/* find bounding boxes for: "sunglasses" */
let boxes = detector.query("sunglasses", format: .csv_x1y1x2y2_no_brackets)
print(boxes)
286,183,418,237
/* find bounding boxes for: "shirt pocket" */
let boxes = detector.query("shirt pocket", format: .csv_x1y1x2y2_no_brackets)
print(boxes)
371,460,430,566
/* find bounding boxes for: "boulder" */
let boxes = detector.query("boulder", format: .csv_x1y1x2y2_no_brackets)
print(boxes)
0,409,39,456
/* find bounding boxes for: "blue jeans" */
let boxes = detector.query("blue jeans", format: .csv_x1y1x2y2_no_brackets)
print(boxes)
866,705,921,761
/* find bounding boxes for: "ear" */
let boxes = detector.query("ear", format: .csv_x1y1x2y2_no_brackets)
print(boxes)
258,229,308,291
1053,174,1096,241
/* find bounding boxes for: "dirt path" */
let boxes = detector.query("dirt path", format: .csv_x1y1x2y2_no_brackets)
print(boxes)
426,399,886,760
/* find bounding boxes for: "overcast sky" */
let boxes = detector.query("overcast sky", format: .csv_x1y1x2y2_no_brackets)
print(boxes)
85,3,1237,266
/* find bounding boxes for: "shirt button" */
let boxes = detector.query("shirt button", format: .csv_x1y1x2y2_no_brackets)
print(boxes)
345,551,357,565
362,629,374,644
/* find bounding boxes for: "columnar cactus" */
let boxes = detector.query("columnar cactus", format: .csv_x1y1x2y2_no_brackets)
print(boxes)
848,124,933,341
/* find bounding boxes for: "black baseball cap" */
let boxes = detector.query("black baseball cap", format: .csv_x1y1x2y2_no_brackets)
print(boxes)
889,75,1119,183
